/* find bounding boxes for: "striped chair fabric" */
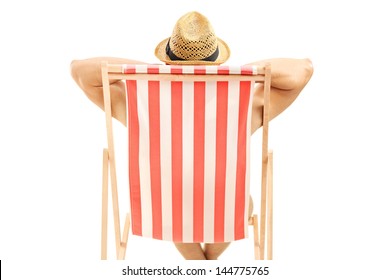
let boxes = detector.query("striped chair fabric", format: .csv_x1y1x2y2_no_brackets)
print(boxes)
124,64,258,243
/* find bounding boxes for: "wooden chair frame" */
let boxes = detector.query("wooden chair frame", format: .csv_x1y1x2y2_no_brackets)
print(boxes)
100,62,273,260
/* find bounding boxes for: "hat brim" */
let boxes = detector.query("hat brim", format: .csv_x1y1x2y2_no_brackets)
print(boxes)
155,37,230,65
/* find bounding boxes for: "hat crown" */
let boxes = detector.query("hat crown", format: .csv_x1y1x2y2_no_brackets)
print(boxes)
169,12,218,61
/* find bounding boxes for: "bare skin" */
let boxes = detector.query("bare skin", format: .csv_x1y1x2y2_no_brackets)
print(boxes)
70,56,313,260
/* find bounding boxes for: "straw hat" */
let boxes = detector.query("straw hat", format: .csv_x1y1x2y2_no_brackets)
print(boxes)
155,11,230,65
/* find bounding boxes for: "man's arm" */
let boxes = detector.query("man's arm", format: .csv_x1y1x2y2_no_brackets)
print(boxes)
70,57,313,131
70,57,146,126
247,58,314,133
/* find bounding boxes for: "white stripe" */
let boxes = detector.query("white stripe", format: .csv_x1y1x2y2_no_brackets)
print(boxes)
159,81,173,241
181,81,194,242
159,65,171,74
244,82,255,237
135,64,148,73
182,65,194,74
224,81,240,241
137,80,153,238
251,66,258,75
203,81,217,243
228,66,241,74
205,66,218,74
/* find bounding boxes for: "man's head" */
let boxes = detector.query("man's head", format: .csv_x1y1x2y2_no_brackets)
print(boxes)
155,11,230,65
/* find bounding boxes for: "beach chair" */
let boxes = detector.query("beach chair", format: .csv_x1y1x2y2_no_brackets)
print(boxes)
100,62,273,260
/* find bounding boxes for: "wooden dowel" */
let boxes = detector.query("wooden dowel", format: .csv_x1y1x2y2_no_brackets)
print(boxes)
252,215,261,260
267,151,274,260
259,64,271,260
101,149,109,260
102,61,122,258
108,73,265,82
118,213,131,260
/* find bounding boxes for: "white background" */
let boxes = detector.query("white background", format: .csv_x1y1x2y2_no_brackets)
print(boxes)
1,0,389,279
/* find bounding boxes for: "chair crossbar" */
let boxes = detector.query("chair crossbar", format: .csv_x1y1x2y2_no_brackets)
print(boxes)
106,64,266,75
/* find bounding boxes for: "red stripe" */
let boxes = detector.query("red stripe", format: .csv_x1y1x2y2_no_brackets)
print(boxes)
126,80,142,236
171,66,183,74
194,66,206,75
147,65,159,74
218,66,230,75
235,81,251,240
171,81,183,242
123,65,136,74
240,66,254,75
214,81,228,242
148,81,162,239
193,81,205,242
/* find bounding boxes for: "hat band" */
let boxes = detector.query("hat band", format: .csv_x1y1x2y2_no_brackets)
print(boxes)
165,39,219,62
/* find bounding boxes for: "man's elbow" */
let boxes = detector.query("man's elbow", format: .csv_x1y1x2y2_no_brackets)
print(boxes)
287,58,314,95
293,58,313,91
70,60,82,84
302,58,314,85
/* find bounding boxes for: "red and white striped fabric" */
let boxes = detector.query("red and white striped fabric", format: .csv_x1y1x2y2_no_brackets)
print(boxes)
125,64,256,243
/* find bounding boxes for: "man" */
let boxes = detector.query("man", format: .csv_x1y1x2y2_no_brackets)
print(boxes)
71,11,313,260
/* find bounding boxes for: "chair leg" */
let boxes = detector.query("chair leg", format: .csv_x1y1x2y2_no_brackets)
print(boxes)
266,151,273,260
260,160,268,260
118,213,131,260
250,214,260,260
260,150,274,260
260,64,271,260
101,149,109,260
